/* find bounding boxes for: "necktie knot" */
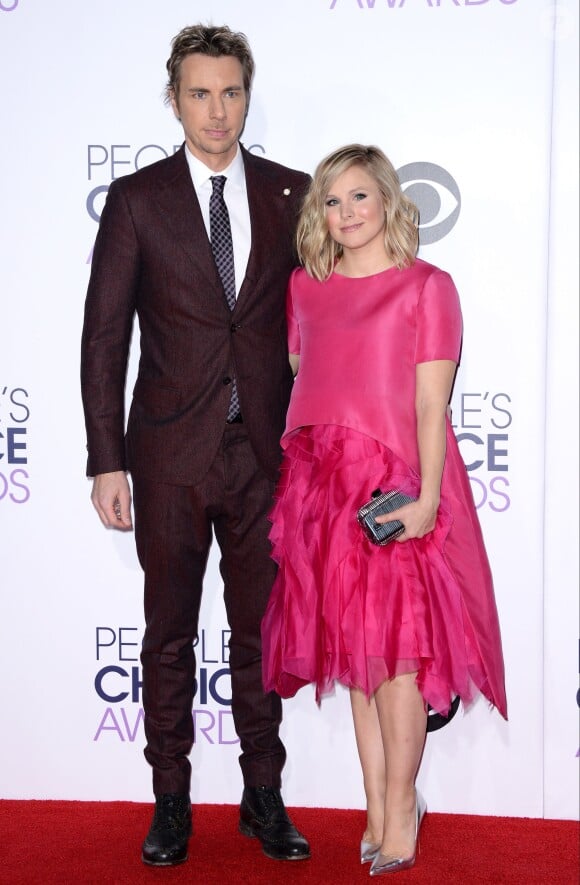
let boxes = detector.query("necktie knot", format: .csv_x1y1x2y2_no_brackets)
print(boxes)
211,175,227,197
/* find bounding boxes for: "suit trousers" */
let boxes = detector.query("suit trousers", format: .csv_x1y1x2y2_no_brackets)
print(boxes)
132,422,286,797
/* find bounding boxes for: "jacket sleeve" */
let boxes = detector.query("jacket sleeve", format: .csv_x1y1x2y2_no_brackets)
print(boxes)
80,179,140,476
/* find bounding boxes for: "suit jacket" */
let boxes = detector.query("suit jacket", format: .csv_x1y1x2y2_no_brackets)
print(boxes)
81,144,310,485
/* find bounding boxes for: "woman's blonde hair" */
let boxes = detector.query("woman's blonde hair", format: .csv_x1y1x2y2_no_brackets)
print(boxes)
297,144,419,281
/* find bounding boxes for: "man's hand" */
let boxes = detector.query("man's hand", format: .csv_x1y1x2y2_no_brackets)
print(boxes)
91,471,133,530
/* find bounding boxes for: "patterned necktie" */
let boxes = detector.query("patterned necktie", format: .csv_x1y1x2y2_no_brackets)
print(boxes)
209,175,240,422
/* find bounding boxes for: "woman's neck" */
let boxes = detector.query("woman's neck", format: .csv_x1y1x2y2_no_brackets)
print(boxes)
335,253,395,278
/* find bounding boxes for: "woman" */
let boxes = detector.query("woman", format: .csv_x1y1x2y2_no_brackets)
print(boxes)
262,144,507,876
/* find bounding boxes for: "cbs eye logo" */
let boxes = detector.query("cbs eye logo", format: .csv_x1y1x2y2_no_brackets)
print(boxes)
397,162,461,246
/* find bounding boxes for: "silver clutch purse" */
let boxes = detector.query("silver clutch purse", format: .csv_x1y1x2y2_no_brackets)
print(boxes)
356,488,416,545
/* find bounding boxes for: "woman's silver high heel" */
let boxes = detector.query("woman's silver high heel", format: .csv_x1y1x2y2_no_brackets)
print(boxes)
369,790,427,876
360,839,380,864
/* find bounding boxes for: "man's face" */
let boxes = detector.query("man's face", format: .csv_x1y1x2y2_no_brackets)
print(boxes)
171,53,248,171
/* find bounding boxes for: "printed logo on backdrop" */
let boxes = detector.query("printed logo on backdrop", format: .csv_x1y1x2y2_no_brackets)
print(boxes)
0,1,19,11
93,627,238,746
0,386,30,504
453,392,511,512
328,0,518,10
85,144,182,261
398,162,460,246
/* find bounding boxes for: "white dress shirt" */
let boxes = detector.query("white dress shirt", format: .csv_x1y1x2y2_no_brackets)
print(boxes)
184,144,251,298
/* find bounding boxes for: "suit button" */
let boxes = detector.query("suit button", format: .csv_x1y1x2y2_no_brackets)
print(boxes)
231,322,241,332
223,376,232,386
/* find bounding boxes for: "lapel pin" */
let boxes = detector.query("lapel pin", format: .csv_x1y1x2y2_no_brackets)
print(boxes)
283,188,291,196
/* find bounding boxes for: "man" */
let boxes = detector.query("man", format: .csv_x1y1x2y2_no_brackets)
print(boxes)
81,24,311,867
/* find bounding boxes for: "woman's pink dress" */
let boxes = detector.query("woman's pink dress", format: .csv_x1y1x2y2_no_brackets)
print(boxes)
262,260,507,718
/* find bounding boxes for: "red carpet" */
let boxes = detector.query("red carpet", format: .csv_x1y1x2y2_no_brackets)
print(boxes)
0,801,577,884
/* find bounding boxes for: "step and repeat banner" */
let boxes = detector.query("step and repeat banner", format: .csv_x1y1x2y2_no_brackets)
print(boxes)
0,0,577,820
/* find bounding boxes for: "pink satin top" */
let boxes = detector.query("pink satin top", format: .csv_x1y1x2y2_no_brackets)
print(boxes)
284,259,462,475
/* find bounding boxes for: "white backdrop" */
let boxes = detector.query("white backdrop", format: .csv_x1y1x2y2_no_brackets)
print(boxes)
0,0,577,821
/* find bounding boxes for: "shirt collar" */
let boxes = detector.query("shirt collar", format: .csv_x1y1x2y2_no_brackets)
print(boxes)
185,143,246,191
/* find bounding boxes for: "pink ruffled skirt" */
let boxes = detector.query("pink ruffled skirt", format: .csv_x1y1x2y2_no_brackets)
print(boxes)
262,424,489,716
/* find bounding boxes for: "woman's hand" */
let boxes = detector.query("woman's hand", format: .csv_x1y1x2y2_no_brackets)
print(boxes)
374,496,438,541
375,360,456,543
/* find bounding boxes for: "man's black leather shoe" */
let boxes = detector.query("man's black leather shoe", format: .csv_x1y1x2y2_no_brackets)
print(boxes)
141,793,192,866
239,786,311,861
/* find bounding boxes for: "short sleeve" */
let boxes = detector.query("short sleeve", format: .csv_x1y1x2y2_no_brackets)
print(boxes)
415,269,462,364
286,267,301,355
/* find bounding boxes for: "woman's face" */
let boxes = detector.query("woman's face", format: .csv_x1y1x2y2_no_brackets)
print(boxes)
324,165,386,257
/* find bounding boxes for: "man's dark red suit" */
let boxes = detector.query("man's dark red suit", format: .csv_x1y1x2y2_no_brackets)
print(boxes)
81,143,310,796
